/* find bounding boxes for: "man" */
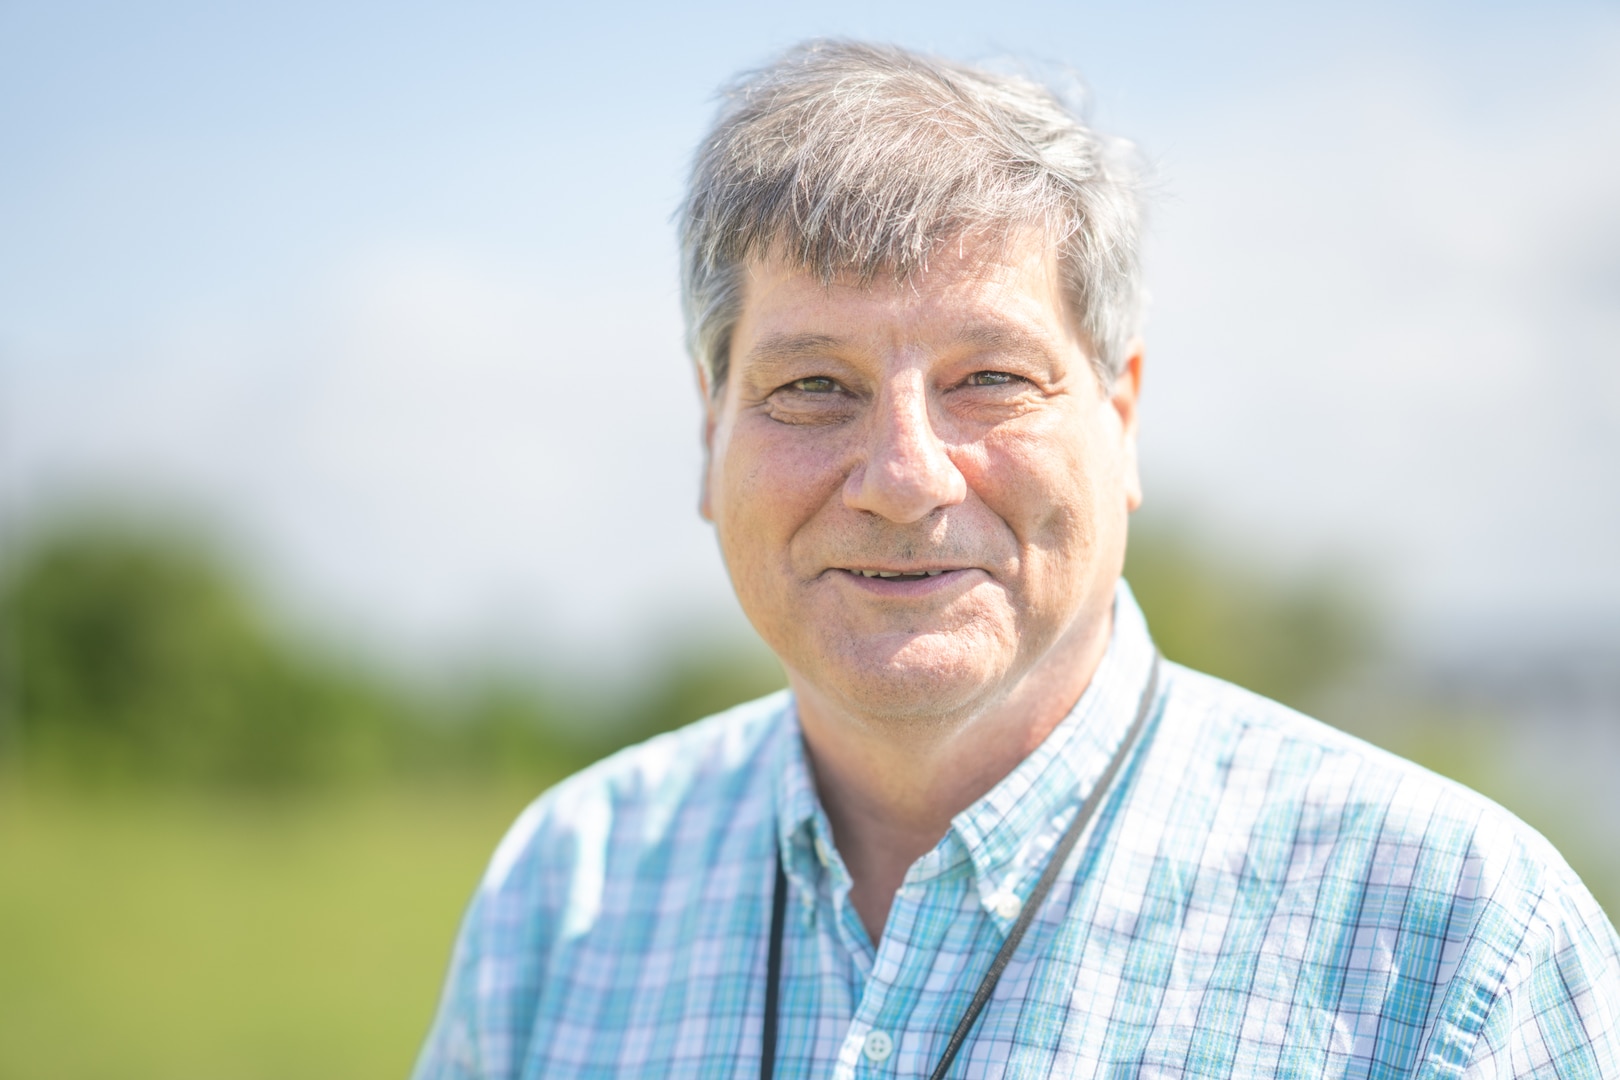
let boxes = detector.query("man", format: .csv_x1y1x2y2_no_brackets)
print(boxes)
414,41,1620,1078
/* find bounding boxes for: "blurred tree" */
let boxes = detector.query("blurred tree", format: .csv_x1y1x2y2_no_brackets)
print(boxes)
606,640,787,755
420,677,595,786
0,517,401,788
0,513,788,790
0,509,1378,790
1124,515,1377,712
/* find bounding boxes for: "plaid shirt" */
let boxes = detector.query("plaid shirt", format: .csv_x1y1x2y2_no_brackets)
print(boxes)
414,586,1620,1078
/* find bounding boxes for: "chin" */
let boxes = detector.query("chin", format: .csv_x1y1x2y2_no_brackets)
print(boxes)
807,630,1017,730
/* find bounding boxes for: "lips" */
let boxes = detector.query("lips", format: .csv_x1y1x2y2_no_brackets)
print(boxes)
831,566,979,591
848,568,948,581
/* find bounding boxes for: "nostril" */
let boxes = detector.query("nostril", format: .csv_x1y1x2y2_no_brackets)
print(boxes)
840,383,968,522
843,448,967,523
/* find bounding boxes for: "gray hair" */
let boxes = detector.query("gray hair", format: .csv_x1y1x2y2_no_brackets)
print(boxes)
678,39,1145,394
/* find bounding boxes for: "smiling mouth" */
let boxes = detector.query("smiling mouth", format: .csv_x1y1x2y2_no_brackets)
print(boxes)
846,569,950,581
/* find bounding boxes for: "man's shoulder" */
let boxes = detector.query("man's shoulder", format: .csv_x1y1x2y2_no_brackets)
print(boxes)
1156,660,1612,943
1153,663,1620,1072
474,690,790,899
1166,661,1504,818
1164,662,1548,849
409,693,796,1078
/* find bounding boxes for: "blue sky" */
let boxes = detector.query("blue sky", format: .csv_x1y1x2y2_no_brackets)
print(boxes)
3,1,1617,663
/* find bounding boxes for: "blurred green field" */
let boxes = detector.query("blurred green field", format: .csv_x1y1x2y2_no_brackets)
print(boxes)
4,742,1611,1080
2,510,1613,1077
0,780,535,1080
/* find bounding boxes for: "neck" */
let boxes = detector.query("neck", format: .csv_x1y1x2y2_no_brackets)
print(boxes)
791,613,1112,943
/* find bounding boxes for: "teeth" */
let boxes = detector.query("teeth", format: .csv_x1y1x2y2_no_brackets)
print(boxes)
855,569,948,578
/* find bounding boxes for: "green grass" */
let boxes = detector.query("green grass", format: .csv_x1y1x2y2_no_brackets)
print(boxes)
2,730,1612,1080
0,779,543,1080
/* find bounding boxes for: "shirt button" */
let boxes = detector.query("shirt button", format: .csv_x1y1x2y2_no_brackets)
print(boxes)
992,893,1023,920
863,1029,893,1062
814,837,834,867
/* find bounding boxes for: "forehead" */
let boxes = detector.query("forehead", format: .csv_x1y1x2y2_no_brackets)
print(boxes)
730,233,1082,367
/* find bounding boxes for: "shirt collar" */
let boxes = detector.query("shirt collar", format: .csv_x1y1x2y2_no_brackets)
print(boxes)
947,579,1157,919
774,695,828,868
772,579,1158,921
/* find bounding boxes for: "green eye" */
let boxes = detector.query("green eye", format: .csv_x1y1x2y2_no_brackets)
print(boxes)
967,371,1016,386
789,377,838,393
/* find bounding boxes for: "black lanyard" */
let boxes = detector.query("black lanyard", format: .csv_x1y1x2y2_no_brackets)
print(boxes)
761,652,1162,1080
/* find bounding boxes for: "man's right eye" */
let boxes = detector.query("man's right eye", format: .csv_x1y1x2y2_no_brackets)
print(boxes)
764,375,854,424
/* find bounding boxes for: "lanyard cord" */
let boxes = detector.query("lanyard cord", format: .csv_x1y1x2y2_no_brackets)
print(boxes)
762,852,789,1080
761,652,1162,1080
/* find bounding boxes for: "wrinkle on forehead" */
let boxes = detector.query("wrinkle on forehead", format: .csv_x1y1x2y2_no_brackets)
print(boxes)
745,234,1085,345
741,322,1063,371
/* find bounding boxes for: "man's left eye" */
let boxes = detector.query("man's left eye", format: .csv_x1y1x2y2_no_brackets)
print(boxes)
965,371,1018,386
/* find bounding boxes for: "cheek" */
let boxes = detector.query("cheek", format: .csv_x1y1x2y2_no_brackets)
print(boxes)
965,427,1101,554
713,422,848,558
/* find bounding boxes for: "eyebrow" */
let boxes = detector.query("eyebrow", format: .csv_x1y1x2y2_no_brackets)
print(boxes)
953,321,1069,362
741,332,847,369
742,323,1058,371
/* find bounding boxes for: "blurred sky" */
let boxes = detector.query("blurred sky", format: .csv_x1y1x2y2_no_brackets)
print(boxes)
3,0,1618,667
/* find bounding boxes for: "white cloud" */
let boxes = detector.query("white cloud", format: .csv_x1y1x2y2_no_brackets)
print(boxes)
3,248,740,663
5,16,1617,662
1141,36,1620,637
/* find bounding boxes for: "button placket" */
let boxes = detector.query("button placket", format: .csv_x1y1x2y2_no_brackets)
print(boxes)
839,882,917,1076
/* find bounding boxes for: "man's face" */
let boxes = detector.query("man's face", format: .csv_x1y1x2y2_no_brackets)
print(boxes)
701,235,1142,728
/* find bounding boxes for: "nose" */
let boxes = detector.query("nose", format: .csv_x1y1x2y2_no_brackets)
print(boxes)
843,371,968,523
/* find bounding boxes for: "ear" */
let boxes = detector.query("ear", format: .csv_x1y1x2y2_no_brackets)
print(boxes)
1111,339,1145,512
697,363,718,522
